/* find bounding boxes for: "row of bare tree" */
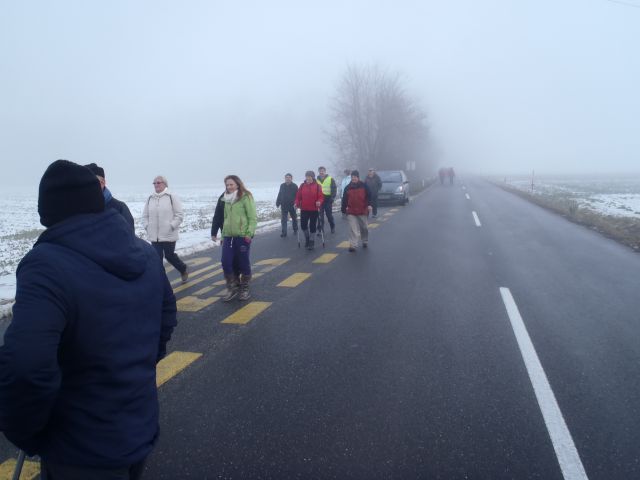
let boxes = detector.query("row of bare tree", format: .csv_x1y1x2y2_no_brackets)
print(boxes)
326,64,432,179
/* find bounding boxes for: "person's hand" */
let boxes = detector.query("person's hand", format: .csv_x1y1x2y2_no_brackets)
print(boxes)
211,235,218,242
315,201,321,207
244,236,252,244
368,205,373,212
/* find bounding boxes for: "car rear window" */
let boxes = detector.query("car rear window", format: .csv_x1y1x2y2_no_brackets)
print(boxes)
378,171,403,182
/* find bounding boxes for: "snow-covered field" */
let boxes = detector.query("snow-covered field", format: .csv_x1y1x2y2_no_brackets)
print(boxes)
504,175,640,218
0,182,282,316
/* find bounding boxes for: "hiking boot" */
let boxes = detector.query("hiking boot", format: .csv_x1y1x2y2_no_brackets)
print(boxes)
181,268,189,283
280,232,286,237
307,240,315,250
362,242,368,249
238,275,251,301
303,230,310,248
331,226,335,234
348,247,356,252
222,274,240,302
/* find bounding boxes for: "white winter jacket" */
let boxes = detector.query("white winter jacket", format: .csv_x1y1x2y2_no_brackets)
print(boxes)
143,189,184,242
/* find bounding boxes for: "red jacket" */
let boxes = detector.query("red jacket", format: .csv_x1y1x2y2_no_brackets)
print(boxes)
341,181,371,216
295,181,324,211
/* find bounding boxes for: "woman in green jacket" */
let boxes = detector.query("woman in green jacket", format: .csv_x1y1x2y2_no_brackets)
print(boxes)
211,175,257,301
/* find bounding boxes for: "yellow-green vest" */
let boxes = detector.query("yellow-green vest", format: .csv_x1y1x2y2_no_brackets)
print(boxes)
317,175,333,196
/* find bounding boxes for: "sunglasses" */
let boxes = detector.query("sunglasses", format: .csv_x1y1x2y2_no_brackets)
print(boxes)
153,181,164,185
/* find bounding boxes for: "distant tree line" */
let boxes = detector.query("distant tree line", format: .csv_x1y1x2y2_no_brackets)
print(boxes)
326,64,433,182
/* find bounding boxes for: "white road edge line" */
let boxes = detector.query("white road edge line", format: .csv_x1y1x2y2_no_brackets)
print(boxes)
499,287,588,480
472,211,481,227
465,193,471,200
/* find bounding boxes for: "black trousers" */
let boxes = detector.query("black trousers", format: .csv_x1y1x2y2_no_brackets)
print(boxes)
318,197,335,230
371,194,379,216
300,210,319,234
280,204,298,233
152,241,186,274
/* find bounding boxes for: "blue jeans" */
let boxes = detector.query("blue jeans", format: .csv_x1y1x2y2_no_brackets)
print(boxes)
221,237,252,276
280,204,298,234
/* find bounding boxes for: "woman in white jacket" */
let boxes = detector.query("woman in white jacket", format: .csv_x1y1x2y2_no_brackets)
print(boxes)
143,175,188,282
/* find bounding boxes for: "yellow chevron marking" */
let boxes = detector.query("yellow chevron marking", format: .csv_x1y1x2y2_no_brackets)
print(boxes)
278,273,312,288
0,458,40,480
177,296,219,312
172,268,224,294
170,262,221,287
313,253,339,264
254,258,290,267
156,351,202,387
368,223,380,229
221,302,272,325
337,241,351,248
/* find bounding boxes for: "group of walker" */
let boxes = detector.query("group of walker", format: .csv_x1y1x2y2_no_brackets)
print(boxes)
276,167,381,253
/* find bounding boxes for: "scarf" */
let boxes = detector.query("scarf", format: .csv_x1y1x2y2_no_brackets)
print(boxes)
223,190,238,204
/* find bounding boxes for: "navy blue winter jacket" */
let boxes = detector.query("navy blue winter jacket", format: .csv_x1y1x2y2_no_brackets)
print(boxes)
0,209,177,468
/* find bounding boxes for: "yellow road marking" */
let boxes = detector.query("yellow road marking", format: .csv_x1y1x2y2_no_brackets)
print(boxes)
156,351,202,387
170,262,221,287
313,253,339,264
337,241,350,248
278,273,312,287
390,208,399,212
368,223,380,229
383,212,393,216
221,302,272,325
192,285,219,296
0,458,40,480
254,258,290,267
172,268,224,294
177,296,219,312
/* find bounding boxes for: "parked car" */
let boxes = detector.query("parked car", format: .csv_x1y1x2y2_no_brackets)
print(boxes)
376,170,410,205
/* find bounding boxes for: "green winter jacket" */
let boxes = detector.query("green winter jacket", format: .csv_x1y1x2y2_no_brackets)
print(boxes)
222,193,258,238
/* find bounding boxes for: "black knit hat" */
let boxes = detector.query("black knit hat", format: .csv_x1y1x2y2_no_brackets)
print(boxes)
38,159,105,227
84,162,105,178
351,170,360,178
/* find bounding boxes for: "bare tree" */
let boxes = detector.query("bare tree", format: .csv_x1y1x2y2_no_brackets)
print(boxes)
326,64,430,176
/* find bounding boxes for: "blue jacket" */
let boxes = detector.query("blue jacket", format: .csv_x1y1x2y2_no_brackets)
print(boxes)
0,209,177,468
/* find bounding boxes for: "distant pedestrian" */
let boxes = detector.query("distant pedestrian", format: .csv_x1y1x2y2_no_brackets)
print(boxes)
276,173,299,237
448,167,456,184
364,168,382,218
438,168,446,185
211,175,257,301
295,170,324,250
340,168,352,197
317,166,337,234
85,162,135,232
341,170,372,252
0,160,177,480
143,175,189,283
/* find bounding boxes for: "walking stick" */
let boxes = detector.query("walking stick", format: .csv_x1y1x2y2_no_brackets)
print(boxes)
12,450,26,480
296,209,301,248
318,207,325,248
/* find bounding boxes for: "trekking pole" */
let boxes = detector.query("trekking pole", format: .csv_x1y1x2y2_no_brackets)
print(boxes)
296,209,301,248
318,207,325,248
12,450,26,480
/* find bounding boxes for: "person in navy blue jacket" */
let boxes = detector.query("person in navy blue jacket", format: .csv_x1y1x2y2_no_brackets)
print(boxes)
0,160,177,479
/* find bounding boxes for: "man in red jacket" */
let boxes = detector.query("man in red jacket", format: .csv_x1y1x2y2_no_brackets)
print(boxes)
295,170,324,250
341,170,372,252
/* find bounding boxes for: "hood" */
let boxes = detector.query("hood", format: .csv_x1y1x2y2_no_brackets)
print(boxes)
36,209,148,280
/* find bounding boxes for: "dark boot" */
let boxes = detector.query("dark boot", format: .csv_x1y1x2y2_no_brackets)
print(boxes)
307,239,315,250
238,274,251,301
303,230,310,248
222,274,240,302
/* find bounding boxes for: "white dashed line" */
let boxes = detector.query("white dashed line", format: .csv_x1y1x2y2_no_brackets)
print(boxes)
500,288,588,480
472,211,481,227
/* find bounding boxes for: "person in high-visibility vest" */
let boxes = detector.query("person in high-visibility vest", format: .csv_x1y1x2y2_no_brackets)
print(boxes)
317,166,337,234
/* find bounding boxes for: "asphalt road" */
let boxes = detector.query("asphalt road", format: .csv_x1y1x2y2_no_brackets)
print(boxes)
2,178,640,479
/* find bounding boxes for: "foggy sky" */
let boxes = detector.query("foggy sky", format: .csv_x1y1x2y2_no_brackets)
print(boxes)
1,0,639,188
